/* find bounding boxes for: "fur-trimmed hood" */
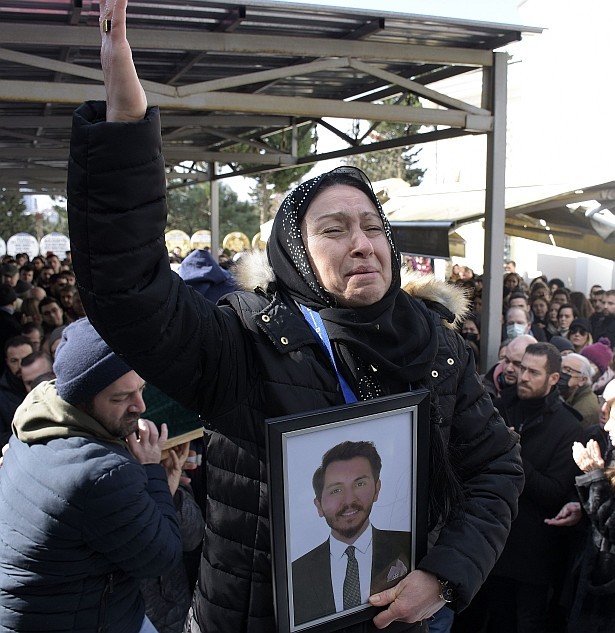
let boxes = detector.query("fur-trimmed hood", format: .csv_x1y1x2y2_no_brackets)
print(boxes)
234,249,470,328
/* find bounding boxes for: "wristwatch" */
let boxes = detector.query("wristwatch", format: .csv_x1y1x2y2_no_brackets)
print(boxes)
437,578,457,603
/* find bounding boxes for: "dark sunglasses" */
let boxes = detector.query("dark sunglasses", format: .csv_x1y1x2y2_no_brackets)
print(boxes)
569,327,588,335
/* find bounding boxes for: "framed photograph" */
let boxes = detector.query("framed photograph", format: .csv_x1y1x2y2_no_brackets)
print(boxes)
266,390,430,633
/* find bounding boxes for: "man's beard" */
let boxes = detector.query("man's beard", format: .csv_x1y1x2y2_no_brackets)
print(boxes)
115,412,140,439
325,502,372,540
81,402,140,439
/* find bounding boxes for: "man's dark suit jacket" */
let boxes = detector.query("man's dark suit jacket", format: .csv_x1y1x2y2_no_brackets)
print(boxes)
291,527,411,626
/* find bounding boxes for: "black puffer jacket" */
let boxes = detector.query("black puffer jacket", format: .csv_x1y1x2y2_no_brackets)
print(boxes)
68,102,523,633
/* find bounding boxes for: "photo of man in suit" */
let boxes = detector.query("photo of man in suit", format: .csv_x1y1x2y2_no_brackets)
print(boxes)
291,440,411,626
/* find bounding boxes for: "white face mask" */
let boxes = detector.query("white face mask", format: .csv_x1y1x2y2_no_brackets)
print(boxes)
506,323,527,339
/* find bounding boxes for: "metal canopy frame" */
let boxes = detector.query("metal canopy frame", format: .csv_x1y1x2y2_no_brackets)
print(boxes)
0,0,540,369
0,0,530,194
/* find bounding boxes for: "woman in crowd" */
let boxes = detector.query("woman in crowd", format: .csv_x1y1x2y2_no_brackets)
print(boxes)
558,303,578,338
570,291,594,320
529,280,551,303
553,287,572,306
61,4,524,631
547,300,563,338
531,296,550,336
549,278,566,295
503,272,524,300
567,318,593,354
460,314,481,367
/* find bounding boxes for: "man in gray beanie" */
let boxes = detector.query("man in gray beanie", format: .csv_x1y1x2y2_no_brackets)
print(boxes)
0,317,183,633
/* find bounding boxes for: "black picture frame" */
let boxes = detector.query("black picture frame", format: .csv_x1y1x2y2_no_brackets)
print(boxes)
266,390,430,633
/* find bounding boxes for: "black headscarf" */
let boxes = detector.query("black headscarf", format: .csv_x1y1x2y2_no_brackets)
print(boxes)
267,167,464,525
267,167,439,399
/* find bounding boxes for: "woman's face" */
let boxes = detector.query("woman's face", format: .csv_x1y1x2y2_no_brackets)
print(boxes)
548,302,561,324
461,320,479,337
532,299,548,320
568,327,590,350
558,307,575,330
301,184,392,308
504,275,519,290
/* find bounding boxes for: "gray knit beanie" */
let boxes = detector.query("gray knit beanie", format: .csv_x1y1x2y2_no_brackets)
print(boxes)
53,318,132,405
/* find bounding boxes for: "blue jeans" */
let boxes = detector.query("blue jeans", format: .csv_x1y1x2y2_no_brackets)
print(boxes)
429,606,454,633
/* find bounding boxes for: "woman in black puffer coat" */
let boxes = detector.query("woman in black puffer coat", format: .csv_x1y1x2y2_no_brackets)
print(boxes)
67,3,524,632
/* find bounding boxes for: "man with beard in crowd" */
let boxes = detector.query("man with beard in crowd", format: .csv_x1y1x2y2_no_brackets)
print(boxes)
455,342,584,633
0,318,183,633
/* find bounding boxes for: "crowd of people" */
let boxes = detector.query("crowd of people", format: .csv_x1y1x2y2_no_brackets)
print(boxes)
449,261,615,632
0,2,612,633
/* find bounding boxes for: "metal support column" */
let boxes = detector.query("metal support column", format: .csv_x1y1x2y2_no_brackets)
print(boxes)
480,51,507,373
209,161,220,256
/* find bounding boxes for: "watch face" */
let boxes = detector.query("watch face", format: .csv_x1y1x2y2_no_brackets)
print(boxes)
439,581,456,602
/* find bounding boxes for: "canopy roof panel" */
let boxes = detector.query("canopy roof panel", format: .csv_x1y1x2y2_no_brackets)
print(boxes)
377,178,615,260
0,0,533,195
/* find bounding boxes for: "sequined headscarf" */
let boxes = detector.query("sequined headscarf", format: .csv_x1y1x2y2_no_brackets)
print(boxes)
267,167,439,399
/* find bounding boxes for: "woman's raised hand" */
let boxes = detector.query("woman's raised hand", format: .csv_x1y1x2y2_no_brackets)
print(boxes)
99,0,147,122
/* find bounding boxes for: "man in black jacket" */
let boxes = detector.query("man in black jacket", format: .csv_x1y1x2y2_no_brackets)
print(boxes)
594,289,615,348
456,342,584,633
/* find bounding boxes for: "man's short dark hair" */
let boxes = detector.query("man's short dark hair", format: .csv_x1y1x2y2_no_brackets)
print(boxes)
22,322,44,338
509,290,529,303
557,303,578,318
21,351,53,370
39,296,61,311
524,342,561,375
4,335,33,355
312,440,382,501
19,263,34,273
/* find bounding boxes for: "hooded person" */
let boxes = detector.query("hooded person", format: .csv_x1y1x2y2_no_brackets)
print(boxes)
178,248,238,303
0,317,182,633
66,7,523,631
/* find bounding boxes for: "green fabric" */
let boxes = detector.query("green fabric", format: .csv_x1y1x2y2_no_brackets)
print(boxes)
12,380,127,449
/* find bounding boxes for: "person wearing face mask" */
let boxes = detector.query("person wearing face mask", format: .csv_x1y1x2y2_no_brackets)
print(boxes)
502,306,547,343
460,315,480,367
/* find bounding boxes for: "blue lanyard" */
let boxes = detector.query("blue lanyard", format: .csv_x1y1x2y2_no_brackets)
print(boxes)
300,305,358,404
